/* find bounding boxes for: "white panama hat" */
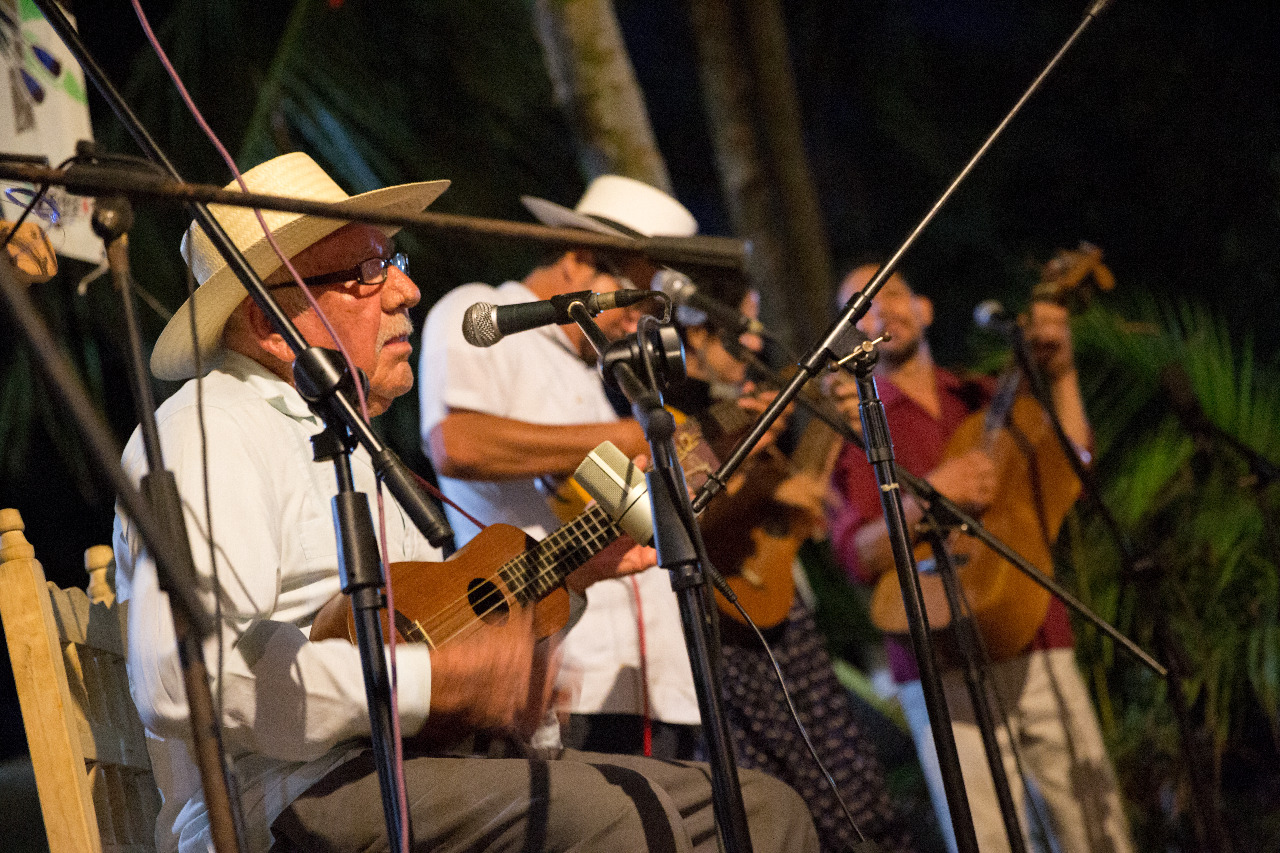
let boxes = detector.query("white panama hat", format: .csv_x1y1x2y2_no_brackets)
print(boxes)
520,174,697,239
151,152,449,381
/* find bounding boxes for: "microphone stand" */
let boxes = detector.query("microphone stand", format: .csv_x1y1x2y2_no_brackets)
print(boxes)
568,303,755,853
684,0,1135,844
88,194,248,853
31,3,450,850
1006,339,1230,849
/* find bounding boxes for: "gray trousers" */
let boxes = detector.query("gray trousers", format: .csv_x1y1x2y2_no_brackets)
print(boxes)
270,747,819,853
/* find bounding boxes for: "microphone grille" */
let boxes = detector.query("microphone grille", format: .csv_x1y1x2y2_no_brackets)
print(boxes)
574,442,641,507
462,302,501,347
649,268,694,302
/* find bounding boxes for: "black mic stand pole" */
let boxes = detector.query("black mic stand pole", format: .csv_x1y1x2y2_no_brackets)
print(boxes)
32,4,451,851
842,337,983,853
88,194,248,853
680,3,1122,843
568,303,754,853
298,353,408,853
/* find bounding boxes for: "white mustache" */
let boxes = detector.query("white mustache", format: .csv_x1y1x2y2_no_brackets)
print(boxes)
377,313,414,348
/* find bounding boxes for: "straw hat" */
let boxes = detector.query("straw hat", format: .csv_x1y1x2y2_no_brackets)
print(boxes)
521,174,697,239
151,152,449,381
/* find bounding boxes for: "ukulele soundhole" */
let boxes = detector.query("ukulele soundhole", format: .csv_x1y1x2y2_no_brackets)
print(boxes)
467,578,510,624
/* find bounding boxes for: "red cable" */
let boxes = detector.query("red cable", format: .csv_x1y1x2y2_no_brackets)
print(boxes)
629,575,652,757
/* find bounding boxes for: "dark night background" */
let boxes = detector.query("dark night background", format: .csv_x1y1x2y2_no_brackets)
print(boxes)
2,0,1278,848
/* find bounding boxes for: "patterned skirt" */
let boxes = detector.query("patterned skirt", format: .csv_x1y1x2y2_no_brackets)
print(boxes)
719,601,924,853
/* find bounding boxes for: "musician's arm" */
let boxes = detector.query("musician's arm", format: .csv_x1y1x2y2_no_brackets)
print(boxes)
427,409,648,481
831,447,995,583
1047,370,1092,459
1027,301,1093,458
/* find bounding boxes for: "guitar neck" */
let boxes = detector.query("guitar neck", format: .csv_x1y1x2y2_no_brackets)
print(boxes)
500,504,623,603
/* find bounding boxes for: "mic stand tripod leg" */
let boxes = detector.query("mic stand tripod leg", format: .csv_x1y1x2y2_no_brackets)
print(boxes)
847,342,981,853
919,525,1029,853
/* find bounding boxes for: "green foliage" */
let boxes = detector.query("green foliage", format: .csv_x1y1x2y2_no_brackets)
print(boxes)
1065,298,1280,850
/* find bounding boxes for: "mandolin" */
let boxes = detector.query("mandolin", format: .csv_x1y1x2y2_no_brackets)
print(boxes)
542,394,831,630
868,243,1113,661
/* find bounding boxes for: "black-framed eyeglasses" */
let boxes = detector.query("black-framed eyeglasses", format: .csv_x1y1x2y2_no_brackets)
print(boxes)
268,252,408,290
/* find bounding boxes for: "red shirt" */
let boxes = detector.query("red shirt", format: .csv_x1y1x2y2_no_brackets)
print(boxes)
829,367,1073,682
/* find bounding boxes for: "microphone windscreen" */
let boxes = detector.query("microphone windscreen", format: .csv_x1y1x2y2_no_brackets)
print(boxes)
574,441,654,545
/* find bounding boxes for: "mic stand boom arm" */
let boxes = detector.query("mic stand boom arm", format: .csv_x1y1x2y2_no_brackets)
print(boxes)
0,160,748,277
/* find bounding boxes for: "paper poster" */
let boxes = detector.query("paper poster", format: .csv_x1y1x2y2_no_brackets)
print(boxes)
0,0,100,264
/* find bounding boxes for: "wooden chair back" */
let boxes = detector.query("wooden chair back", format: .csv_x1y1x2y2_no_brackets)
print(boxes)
0,508,159,853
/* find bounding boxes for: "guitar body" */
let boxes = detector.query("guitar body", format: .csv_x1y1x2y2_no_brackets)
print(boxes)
870,394,1082,661
708,493,803,630
701,416,841,629
310,523,572,647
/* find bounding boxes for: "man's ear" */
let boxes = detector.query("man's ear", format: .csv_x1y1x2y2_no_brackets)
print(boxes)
684,325,710,352
914,293,934,330
243,298,299,363
562,249,595,279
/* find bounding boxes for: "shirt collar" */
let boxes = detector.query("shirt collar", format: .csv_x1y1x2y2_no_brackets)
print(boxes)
879,365,963,407
219,350,320,425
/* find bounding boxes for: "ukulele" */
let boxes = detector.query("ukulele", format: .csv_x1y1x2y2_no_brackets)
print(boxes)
309,504,622,648
868,243,1113,661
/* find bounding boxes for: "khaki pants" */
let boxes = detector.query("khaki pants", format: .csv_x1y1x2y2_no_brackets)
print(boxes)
899,647,1133,853
270,747,819,853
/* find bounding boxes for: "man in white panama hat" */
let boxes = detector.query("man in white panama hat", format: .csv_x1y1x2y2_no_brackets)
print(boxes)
113,155,817,853
419,175,710,762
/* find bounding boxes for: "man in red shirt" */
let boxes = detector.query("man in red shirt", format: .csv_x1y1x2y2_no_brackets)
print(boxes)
827,263,1132,853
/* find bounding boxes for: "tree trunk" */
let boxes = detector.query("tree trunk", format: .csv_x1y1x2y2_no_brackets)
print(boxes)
687,0,832,351
531,0,672,191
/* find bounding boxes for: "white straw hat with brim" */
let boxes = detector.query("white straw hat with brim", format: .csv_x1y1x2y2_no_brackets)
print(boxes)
520,174,697,239
151,151,449,381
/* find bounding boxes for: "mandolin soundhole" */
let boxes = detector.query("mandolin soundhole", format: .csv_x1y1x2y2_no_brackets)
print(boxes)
467,578,510,625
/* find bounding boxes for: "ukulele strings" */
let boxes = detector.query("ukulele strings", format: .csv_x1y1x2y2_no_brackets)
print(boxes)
423,516,618,647
425,509,619,645
414,510,622,647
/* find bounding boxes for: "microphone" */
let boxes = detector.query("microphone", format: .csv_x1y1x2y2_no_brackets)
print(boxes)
974,299,1016,335
462,289,653,347
650,268,765,336
573,441,654,545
